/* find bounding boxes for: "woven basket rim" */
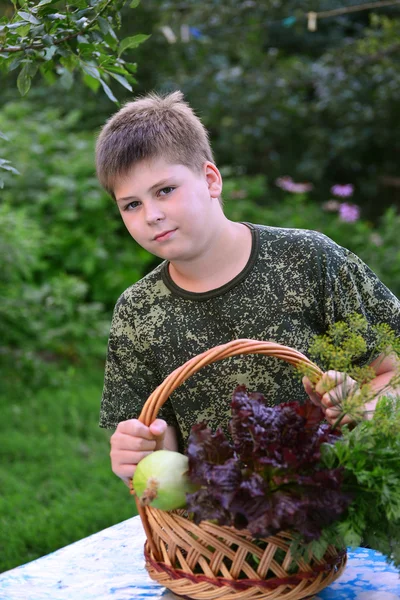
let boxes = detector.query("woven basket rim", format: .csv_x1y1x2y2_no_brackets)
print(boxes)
144,544,347,592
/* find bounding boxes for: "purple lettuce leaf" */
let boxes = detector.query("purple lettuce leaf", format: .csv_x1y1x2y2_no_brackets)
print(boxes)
225,468,351,540
230,387,341,471
186,422,234,484
186,385,350,540
186,487,232,526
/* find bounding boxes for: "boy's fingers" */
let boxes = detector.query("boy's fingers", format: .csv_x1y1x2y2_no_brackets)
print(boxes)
149,419,168,450
315,370,346,396
302,376,323,406
325,406,341,419
111,434,157,452
325,407,353,426
302,376,312,395
117,418,155,440
149,419,167,437
112,450,154,471
321,389,343,408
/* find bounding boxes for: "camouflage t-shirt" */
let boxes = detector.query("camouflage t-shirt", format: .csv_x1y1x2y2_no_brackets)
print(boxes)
99,223,400,445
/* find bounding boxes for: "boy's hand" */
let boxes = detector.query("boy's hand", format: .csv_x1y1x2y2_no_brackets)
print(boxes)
302,370,359,426
110,418,167,487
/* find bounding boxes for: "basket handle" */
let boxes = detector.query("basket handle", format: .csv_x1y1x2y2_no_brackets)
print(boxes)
138,338,323,425
135,339,323,559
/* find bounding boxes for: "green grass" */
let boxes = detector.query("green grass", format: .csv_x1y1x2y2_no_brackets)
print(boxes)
0,360,137,573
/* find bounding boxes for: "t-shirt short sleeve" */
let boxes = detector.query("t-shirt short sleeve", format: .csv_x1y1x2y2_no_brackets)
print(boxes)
99,293,178,430
323,245,400,363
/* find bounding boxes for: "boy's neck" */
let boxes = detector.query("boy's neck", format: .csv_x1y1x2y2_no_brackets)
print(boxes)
168,220,253,293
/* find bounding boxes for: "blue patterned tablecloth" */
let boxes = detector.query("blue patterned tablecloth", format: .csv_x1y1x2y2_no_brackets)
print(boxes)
0,516,399,600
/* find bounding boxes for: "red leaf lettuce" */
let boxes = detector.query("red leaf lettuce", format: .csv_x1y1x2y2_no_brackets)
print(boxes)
186,385,352,540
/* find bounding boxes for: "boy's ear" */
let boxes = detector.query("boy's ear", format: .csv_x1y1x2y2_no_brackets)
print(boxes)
204,162,223,198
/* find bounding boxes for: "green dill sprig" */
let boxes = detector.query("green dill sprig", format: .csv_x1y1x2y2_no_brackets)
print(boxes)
291,394,400,569
297,313,400,425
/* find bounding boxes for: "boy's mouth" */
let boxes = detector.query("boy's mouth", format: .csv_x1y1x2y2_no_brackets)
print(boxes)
154,229,177,242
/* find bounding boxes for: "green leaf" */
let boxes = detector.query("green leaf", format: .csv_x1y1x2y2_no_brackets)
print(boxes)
339,524,362,549
37,0,59,7
15,23,31,36
48,12,67,20
17,11,40,25
17,63,32,96
0,131,9,141
0,163,20,175
319,442,337,469
77,42,97,59
97,16,109,35
98,17,118,42
6,21,29,29
109,72,132,91
130,0,140,7
99,78,118,103
82,73,101,92
106,65,129,75
44,46,57,61
42,34,54,46
60,54,78,70
125,62,137,74
118,34,150,56
6,56,22,72
26,62,38,77
81,64,100,80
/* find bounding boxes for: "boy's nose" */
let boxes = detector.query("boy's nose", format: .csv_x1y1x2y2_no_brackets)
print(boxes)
145,205,165,225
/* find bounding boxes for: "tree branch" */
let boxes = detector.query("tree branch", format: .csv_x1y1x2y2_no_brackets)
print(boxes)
0,0,114,54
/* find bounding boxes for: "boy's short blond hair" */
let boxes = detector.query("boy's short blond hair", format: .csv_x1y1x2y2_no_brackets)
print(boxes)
96,90,215,196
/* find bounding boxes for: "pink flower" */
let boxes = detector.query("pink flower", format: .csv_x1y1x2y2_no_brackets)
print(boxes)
275,176,313,193
331,184,354,198
339,202,360,223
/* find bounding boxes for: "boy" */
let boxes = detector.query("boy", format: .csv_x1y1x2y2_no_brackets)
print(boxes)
96,91,400,489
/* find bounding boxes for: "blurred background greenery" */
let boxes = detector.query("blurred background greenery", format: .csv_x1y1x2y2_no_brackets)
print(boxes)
1,0,400,573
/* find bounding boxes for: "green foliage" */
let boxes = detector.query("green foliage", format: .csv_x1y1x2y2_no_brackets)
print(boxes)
318,395,400,569
0,0,149,185
308,314,372,373
0,0,145,102
0,362,136,573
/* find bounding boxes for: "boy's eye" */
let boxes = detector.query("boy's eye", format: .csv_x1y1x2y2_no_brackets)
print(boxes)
124,200,141,211
158,186,174,196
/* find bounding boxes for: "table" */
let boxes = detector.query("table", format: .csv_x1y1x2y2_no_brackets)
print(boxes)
0,516,399,600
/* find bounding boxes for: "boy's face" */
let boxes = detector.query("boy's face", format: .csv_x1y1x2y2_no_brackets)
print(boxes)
114,158,223,262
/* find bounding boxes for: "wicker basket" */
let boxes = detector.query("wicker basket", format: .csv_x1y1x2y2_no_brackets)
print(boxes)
135,339,347,600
